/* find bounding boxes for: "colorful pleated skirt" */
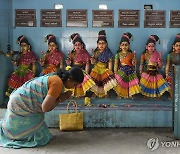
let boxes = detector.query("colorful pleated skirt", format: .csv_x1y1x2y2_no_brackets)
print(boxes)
65,66,95,98
90,62,118,97
140,71,171,98
114,65,141,98
6,65,35,96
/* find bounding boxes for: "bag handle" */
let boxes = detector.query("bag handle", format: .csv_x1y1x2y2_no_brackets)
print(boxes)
66,100,78,113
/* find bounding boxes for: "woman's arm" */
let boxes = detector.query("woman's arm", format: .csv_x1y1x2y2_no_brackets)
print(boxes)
42,91,72,112
42,75,72,112
42,95,57,112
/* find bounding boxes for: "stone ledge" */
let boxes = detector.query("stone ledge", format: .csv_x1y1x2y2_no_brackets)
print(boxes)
0,98,173,128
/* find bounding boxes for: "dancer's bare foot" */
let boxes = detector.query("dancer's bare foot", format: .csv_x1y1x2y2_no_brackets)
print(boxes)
105,94,109,98
91,93,96,98
116,96,122,99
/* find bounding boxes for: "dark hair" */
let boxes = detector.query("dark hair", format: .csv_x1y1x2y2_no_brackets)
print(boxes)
70,33,86,49
97,30,107,43
172,33,180,46
71,33,83,44
17,35,30,45
17,35,32,51
57,66,84,83
146,35,159,45
45,34,59,53
168,34,180,53
120,32,132,45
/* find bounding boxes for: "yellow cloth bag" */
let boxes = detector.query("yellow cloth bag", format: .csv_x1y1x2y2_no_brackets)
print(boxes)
59,100,83,131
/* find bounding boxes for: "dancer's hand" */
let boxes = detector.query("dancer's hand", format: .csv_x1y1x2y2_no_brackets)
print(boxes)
66,59,71,66
158,58,163,67
90,57,96,64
